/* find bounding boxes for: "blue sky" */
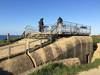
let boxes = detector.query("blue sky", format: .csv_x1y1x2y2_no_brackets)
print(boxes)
0,0,100,35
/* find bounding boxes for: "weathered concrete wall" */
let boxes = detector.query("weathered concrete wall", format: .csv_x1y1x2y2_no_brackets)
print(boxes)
31,36,93,66
0,36,93,75
0,54,33,75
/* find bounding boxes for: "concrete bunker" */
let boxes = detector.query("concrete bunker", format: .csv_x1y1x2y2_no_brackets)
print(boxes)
0,36,93,75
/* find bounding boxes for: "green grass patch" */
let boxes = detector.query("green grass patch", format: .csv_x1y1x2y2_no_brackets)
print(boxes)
92,35,100,44
0,40,7,44
29,59,100,75
0,37,23,47
0,40,8,46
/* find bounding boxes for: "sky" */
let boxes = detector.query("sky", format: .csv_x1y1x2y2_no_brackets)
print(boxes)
0,0,100,35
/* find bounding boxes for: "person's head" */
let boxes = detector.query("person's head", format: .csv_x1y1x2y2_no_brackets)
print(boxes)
57,17,63,23
58,17,62,19
40,18,44,21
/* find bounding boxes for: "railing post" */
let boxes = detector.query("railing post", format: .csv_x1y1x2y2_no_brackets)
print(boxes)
25,43,27,51
26,40,30,50
28,42,30,49
90,26,91,35
8,46,11,59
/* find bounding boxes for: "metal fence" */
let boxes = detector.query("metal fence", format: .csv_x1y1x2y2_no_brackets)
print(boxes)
43,21,91,35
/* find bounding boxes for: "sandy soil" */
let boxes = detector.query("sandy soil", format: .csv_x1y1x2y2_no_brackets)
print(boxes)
77,66,100,75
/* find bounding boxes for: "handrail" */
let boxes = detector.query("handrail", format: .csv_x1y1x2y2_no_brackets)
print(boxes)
0,43,26,50
26,49,37,68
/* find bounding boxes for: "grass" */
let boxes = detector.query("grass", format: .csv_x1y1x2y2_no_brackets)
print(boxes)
92,36,100,44
29,59,100,75
0,40,8,46
0,37,23,47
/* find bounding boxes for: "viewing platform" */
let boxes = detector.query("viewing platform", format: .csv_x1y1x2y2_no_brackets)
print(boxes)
25,21,91,39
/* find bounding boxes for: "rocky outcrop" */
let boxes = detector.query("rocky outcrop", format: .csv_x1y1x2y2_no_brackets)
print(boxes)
92,43,100,62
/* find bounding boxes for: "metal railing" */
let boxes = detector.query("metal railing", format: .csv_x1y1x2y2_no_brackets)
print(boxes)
43,21,91,35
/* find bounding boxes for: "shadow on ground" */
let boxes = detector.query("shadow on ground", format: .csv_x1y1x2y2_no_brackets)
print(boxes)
0,68,13,75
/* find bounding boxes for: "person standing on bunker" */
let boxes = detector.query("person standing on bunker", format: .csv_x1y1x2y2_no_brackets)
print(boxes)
57,17,63,34
38,18,44,32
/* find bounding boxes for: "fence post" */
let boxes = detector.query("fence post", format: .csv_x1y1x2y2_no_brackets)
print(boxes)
7,33,10,43
26,40,30,50
28,41,30,49
24,39,27,51
8,46,11,59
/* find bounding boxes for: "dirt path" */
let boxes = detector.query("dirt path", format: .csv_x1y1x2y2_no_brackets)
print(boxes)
78,66,100,75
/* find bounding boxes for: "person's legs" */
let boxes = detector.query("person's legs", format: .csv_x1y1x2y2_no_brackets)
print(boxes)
57,23,62,34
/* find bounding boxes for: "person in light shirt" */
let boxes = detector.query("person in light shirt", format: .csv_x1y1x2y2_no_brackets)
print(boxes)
56,17,63,34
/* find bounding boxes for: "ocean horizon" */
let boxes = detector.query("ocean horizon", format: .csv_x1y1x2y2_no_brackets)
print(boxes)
0,35,20,40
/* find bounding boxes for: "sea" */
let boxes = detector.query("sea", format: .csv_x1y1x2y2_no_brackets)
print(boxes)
0,35,20,40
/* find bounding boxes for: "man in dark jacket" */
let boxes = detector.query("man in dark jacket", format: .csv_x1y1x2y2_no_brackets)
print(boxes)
38,18,44,32
57,17,63,24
